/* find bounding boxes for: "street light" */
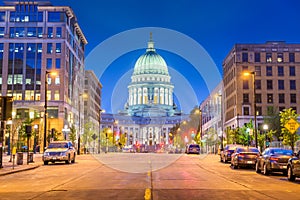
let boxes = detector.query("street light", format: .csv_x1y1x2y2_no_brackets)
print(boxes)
44,71,56,152
244,71,257,148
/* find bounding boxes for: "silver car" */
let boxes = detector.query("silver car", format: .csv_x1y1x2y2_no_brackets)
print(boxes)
43,141,76,165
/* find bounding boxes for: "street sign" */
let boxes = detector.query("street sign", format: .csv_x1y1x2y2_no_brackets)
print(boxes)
284,118,300,134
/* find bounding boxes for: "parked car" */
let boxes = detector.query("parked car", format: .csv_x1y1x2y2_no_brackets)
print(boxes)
185,144,200,154
122,146,135,153
255,147,293,175
220,144,241,163
43,141,76,165
231,146,260,169
287,150,300,181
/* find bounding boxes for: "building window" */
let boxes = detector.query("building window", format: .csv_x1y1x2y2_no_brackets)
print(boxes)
267,94,273,103
55,77,60,85
279,94,285,103
278,80,284,90
290,80,296,90
255,94,261,103
48,12,66,22
0,27,4,38
243,106,250,116
47,43,52,54
266,53,272,63
37,27,43,38
0,12,5,22
242,52,248,62
47,27,53,38
55,58,61,69
46,58,52,69
255,80,261,90
277,53,283,63
267,80,273,90
243,93,249,103
255,66,261,76
254,53,260,62
56,27,62,38
279,107,285,112
289,53,295,62
56,43,61,53
243,80,249,89
277,66,284,76
290,94,297,104
266,66,272,76
54,90,60,100
289,66,295,76
256,106,262,116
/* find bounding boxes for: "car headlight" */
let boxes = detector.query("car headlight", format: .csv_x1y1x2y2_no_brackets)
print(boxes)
44,152,50,156
61,151,67,156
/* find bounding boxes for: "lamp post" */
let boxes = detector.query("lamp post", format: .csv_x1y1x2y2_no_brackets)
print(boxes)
44,71,55,152
78,94,82,155
244,71,257,148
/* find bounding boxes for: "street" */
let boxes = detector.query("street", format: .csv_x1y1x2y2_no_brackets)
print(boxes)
0,153,299,200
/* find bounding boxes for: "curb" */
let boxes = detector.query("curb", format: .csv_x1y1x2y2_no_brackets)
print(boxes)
0,164,41,177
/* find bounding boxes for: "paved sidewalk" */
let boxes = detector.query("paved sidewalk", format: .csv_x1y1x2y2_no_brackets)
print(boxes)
0,153,43,176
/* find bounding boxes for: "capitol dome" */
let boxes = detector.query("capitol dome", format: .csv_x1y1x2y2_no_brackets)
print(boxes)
133,36,169,76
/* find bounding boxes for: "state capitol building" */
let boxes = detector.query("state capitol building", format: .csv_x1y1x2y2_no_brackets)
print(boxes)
101,35,187,148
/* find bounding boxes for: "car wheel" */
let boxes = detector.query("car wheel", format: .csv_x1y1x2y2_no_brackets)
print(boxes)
255,162,261,173
287,166,296,181
71,154,76,163
44,161,48,165
263,163,269,175
65,155,71,164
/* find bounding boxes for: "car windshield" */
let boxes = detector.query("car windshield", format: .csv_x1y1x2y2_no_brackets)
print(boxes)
48,143,68,148
189,144,199,148
270,149,293,155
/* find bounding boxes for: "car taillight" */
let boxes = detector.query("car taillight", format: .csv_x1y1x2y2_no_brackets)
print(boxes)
238,153,245,157
270,157,278,161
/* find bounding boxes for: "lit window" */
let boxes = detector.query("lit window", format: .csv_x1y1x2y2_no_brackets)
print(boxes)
56,43,61,53
47,90,51,101
55,77,60,85
266,53,272,63
54,90,60,100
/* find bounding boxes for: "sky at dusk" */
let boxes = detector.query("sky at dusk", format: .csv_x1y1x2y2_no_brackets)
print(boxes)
2,0,300,114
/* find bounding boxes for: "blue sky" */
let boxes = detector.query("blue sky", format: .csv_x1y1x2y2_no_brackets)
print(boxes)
3,0,300,114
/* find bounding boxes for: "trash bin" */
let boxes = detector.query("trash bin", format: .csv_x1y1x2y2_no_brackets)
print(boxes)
17,152,23,165
28,152,34,163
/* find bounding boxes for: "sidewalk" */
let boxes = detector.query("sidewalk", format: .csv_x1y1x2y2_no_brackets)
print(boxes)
0,152,43,176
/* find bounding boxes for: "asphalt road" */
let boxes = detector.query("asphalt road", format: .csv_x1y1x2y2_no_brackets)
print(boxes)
0,153,299,200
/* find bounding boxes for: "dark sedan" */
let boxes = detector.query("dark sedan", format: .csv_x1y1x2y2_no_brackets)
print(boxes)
231,147,260,169
287,150,300,181
255,148,293,175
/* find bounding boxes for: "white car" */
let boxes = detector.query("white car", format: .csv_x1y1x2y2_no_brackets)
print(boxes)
43,141,76,165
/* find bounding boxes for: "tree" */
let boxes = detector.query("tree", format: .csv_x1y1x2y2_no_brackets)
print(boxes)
264,106,281,141
279,108,300,152
69,125,77,145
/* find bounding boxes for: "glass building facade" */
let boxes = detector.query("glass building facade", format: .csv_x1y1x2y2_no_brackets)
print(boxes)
0,1,87,149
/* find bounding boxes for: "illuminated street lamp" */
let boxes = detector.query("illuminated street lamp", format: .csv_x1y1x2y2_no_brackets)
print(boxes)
244,71,257,148
44,71,56,152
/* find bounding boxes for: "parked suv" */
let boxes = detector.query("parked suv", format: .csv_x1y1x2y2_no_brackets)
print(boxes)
287,150,300,181
43,141,76,165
